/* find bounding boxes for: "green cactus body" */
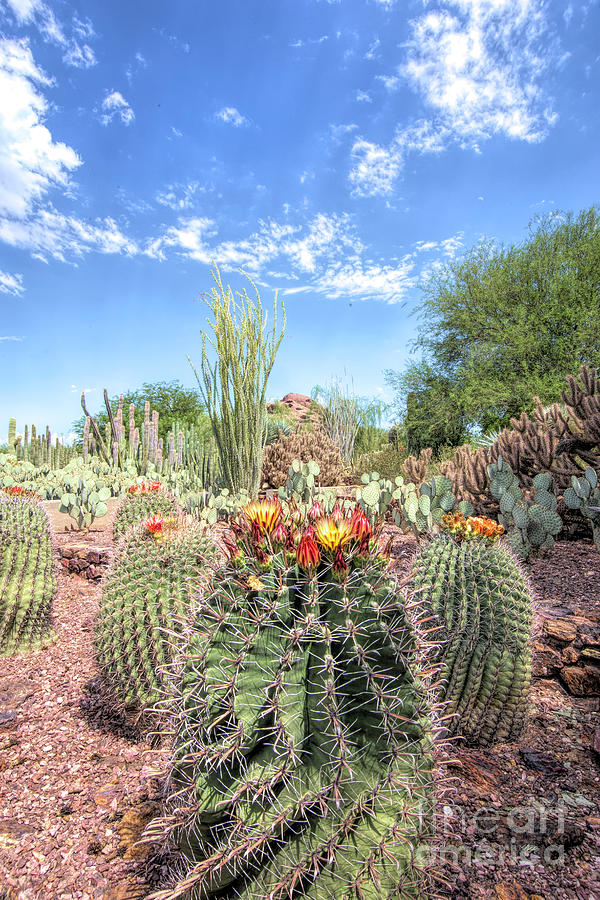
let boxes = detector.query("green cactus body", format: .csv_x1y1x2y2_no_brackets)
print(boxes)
112,489,179,539
152,501,434,900
488,457,561,559
564,468,600,549
410,533,532,746
96,520,211,711
392,475,473,538
0,494,56,655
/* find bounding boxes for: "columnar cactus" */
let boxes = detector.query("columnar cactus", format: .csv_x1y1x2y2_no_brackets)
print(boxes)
113,482,178,539
410,513,532,746
149,499,434,900
96,517,211,711
0,493,56,655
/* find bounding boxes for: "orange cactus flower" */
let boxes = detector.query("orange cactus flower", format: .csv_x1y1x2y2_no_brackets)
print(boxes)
144,515,164,535
296,532,321,571
243,499,282,533
313,516,354,553
466,516,505,540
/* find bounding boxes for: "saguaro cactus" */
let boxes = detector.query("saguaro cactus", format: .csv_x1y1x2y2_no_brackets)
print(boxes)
148,499,434,900
410,512,532,746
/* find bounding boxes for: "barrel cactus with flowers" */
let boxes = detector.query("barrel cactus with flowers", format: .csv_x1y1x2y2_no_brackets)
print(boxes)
149,497,435,900
96,514,212,713
113,481,179,539
409,511,533,746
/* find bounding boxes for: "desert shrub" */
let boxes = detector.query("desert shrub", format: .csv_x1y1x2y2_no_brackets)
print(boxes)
261,427,346,488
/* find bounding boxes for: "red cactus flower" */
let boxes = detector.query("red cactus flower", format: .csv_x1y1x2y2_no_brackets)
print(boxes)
271,522,287,546
331,504,345,524
350,508,372,543
332,547,348,581
148,480,162,491
296,532,321,572
308,500,324,521
144,515,164,535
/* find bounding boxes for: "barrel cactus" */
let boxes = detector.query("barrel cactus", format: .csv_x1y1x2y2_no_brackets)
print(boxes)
0,492,56,655
113,482,179,539
97,516,211,712
149,499,434,900
409,511,532,746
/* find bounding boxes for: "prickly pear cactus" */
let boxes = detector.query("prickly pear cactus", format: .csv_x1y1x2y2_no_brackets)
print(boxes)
113,483,179,539
563,467,600,549
97,517,211,711
59,477,111,530
184,487,251,526
150,499,434,900
355,470,394,520
278,458,321,504
0,493,56,655
410,513,532,746
392,474,473,538
488,457,562,559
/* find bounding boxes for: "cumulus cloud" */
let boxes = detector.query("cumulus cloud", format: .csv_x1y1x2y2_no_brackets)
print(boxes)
0,38,81,218
100,91,135,126
0,269,25,295
0,209,139,262
215,106,249,127
349,139,403,197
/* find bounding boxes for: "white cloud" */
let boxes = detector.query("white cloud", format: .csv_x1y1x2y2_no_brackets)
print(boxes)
3,1,97,68
311,255,415,303
0,335,23,341
215,106,249,127
349,139,403,197
402,0,557,143
0,209,139,262
0,269,24,295
156,182,203,211
100,91,135,126
0,38,81,218
356,90,372,103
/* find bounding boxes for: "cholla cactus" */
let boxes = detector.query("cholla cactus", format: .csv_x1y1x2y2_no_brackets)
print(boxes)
0,493,56,655
148,499,434,900
410,512,532,746
96,517,211,711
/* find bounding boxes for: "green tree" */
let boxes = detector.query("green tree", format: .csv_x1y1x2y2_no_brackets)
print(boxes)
386,206,600,453
72,380,208,447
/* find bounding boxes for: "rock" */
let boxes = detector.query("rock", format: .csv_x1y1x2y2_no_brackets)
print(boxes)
61,548,74,559
0,677,36,706
594,727,600,760
532,642,563,677
0,710,17,729
494,882,530,900
543,617,577,643
102,886,146,900
560,664,600,696
117,800,160,860
519,748,567,776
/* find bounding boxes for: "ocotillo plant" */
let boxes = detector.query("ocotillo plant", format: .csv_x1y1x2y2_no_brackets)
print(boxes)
0,492,56,655
96,516,211,712
147,498,434,900
409,511,532,746
189,265,286,496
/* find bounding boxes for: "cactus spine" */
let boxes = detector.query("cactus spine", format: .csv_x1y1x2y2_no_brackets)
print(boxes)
410,519,532,746
149,499,434,900
0,493,56,655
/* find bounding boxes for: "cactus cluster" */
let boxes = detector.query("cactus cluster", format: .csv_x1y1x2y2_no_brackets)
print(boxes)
0,493,56,655
96,518,211,711
184,486,251,525
150,499,434,900
261,427,345,489
113,485,179,539
392,475,473,539
59,478,111,530
564,467,600,549
410,514,532,746
355,471,393,520
488,457,562,559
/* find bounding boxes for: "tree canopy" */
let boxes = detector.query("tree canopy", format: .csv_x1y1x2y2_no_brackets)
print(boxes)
385,206,600,454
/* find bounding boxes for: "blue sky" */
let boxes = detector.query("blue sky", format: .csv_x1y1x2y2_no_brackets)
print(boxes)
0,0,599,440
